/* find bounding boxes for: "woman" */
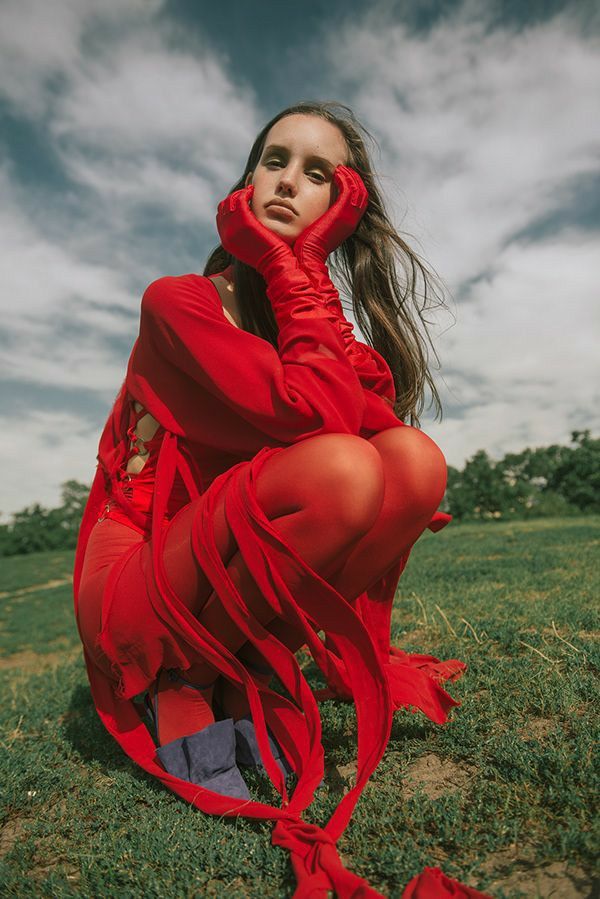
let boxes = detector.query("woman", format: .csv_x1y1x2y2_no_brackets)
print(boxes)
73,101,486,898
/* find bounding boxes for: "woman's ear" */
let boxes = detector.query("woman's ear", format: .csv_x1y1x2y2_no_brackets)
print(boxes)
244,171,253,188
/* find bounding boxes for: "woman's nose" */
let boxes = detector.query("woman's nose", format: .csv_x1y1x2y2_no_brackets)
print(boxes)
277,168,299,196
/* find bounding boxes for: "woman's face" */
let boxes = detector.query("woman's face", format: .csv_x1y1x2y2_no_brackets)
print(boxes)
245,114,349,245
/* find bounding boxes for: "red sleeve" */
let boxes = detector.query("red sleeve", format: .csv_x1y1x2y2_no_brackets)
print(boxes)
319,294,396,405
346,336,397,405
140,274,367,445
327,305,402,436
292,256,398,412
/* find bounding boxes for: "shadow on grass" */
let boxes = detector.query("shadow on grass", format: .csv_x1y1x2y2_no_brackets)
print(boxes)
62,684,167,793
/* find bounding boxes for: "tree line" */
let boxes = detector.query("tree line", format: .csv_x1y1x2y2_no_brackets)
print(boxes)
441,430,599,520
0,431,598,557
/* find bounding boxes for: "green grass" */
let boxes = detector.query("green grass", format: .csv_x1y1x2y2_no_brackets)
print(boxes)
1,517,598,897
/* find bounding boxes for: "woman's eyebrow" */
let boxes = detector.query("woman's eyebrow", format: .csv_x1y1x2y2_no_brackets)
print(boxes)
263,144,335,173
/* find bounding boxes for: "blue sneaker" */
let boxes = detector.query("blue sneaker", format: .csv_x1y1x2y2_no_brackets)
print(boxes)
156,717,252,800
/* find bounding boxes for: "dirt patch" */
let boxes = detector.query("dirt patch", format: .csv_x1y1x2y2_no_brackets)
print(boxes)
15,800,81,885
568,703,591,719
402,753,478,801
578,631,600,641
29,845,80,886
519,590,552,602
0,646,81,672
480,845,595,897
559,570,580,581
0,815,30,858
0,577,73,600
202,876,249,896
325,760,358,795
393,627,432,645
519,717,555,741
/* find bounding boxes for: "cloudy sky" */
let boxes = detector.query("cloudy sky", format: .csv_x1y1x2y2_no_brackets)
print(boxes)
1,0,598,519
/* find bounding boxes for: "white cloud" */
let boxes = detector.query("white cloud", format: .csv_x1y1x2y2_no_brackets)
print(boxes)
0,0,264,517
0,0,163,118
59,152,218,228
326,8,600,286
50,26,259,217
0,409,100,520
424,232,600,466
52,33,254,156
324,5,600,462
0,164,138,392
0,0,88,119
1,0,259,228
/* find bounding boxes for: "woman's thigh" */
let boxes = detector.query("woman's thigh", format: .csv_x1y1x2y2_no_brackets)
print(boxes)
161,433,386,612
77,518,146,672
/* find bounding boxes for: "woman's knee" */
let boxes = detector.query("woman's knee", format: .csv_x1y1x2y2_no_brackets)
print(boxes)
371,425,447,516
256,433,386,535
319,434,386,532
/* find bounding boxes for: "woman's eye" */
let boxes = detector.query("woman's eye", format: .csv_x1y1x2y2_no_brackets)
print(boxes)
265,159,325,182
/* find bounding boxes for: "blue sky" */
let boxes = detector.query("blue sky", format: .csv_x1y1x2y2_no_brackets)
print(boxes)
0,0,598,518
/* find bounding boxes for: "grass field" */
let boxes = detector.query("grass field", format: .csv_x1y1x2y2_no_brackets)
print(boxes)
1,516,598,898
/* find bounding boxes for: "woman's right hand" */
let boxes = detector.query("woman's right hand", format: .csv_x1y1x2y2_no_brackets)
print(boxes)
216,184,294,278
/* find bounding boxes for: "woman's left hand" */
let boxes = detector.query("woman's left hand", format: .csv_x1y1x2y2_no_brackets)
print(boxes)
293,165,369,267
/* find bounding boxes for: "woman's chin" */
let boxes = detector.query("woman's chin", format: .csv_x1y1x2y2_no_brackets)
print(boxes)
272,228,296,247
260,219,297,246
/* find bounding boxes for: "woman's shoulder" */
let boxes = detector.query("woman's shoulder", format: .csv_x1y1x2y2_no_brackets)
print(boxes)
141,272,222,320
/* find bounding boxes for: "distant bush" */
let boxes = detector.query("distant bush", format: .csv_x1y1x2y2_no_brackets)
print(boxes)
0,480,90,557
441,430,599,521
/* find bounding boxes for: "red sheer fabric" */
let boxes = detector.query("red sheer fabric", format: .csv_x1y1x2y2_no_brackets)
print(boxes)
99,400,190,535
73,265,488,898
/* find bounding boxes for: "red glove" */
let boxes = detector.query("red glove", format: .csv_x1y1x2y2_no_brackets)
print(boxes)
216,184,294,280
293,165,368,271
293,166,397,405
215,184,368,432
293,165,368,348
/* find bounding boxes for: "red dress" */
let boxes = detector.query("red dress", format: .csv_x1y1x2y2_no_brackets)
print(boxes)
73,264,488,898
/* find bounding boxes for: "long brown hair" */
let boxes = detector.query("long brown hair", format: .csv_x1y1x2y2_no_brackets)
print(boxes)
204,100,448,425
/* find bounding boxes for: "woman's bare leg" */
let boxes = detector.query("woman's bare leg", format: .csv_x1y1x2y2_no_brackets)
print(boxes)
154,434,385,732
328,426,448,598
235,426,448,679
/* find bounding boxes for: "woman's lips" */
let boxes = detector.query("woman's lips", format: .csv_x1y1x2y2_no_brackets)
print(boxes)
265,203,295,218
